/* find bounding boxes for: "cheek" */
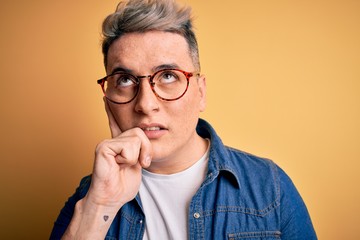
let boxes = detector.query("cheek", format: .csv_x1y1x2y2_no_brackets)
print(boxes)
109,104,134,131
185,86,202,113
172,89,201,123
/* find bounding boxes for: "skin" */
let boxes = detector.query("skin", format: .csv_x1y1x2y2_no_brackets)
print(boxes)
62,31,207,239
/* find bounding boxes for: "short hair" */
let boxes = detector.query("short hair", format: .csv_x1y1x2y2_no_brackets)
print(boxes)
101,0,200,71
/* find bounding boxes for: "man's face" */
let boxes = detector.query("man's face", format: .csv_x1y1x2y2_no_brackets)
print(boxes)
106,31,206,166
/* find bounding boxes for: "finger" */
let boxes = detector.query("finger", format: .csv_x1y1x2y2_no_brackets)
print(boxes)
104,97,122,138
117,128,153,168
95,136,141,173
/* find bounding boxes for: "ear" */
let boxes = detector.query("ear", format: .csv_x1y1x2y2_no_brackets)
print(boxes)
197,74,207,112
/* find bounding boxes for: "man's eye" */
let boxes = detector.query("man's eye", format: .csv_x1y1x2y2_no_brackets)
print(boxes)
115,75,136,87
158,71,179,84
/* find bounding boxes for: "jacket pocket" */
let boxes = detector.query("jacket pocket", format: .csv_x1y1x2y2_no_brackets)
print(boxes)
228,231,281,239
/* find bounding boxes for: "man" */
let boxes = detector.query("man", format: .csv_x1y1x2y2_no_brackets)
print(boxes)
50,0,317,239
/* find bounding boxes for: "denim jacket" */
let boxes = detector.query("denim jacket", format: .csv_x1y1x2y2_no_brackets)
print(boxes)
50,119,317,239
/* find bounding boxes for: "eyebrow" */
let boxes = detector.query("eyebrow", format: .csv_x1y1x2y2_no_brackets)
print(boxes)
110,67,133,75
110,63,181,76
152,63,180,72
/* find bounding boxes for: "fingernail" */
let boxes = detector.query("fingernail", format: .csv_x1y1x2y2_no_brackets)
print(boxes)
144,156,151,166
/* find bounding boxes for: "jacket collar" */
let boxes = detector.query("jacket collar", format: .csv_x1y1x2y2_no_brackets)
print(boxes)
196,118,241,188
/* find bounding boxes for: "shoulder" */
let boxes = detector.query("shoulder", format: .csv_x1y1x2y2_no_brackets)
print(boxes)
224,146,298,200
224,146,281,203
198,118,282,199
226,146,279,175
197,118,281,186
219,145,281,188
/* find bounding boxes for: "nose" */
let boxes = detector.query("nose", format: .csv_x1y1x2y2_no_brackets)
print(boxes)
134,77,159,114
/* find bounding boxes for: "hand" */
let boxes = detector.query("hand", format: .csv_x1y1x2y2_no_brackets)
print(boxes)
62,99,152,239
86,98,152,209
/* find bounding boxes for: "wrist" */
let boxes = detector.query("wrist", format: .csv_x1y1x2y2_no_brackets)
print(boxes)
83,188,125,210
63,196,122,239
78,195,121,223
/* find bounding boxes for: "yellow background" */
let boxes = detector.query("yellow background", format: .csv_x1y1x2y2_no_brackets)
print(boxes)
1,0,359,239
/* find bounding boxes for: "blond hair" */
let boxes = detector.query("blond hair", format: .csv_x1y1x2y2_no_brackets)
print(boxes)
101,0,200,70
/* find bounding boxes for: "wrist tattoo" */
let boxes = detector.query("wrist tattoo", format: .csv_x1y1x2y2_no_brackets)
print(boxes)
103,215,109,222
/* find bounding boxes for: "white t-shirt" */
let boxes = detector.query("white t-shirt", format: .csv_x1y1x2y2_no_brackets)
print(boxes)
139,146,209,240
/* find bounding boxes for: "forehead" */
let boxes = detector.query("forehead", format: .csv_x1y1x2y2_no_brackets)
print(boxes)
106,31,194,74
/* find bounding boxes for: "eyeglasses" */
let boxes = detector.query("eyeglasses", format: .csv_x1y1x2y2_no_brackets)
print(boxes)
97,68,199,104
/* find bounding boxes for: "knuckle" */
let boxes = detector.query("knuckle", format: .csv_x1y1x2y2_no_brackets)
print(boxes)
122,134,142,147
133,127,144,135
95,140,105,153
95,139,112,156
128,127,145,139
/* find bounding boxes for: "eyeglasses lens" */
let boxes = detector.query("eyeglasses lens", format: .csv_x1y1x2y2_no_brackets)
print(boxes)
103,69,189,103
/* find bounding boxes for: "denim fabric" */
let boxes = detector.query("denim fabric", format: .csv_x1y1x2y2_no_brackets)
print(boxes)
50,119,317,240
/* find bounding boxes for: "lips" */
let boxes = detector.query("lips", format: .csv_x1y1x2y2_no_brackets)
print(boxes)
138,123,167,139
138,123,167,130
142,126,161,131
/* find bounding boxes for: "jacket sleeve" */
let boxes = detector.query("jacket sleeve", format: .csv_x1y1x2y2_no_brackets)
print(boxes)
49,176,91,240
278,167,317,239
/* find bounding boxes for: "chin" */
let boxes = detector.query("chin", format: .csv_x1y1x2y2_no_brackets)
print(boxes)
150,144,172,162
